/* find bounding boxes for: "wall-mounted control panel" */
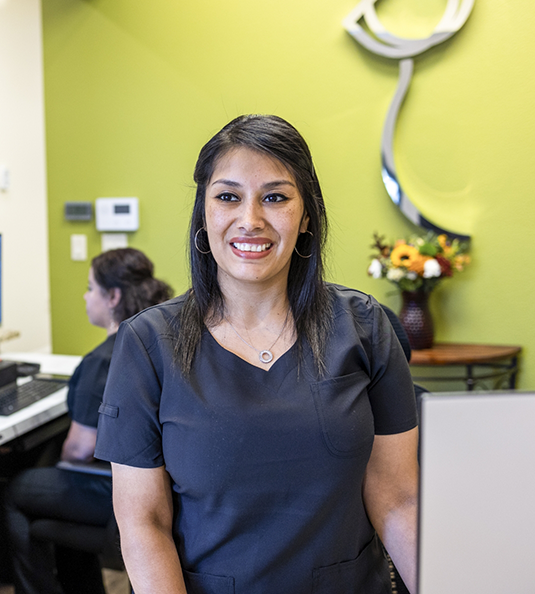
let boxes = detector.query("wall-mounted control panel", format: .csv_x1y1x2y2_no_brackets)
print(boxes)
95,197,139,232
65,202,92,221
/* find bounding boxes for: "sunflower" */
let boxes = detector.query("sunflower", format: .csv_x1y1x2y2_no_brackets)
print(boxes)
390,244,420,268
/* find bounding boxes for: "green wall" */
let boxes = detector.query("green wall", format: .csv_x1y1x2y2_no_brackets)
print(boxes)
42,0,535,390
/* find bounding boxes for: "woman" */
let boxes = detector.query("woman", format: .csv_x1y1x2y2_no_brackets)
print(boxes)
6,248,172,594
95,116,419,593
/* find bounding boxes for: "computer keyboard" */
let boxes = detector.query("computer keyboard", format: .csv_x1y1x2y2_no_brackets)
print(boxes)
0,378,68,416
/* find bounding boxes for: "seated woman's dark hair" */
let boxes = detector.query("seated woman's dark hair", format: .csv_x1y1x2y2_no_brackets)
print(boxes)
177,114,332,376
91,248,173,323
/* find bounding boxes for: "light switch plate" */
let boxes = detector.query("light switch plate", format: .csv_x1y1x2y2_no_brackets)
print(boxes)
70,234,87,261
101,233,128,252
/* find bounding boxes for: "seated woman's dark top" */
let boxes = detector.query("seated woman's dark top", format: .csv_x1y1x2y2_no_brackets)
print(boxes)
67,333,116,427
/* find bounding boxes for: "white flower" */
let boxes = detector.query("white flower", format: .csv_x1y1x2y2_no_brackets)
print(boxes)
386,267,406,282
406,271,418,280
423,258,442,278
368,259,383,279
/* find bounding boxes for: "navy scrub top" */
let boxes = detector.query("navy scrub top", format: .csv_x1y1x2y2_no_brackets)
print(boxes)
95,284,417,594
67,333,116,428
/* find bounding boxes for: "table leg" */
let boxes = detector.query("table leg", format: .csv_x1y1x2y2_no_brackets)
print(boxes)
509,356,518,389
466,364,475,391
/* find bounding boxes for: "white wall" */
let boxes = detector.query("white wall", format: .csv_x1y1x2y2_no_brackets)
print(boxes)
0,0,51,353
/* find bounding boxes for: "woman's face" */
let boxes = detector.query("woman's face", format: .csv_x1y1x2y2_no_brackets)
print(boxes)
84,267,115,329
204,147,309,291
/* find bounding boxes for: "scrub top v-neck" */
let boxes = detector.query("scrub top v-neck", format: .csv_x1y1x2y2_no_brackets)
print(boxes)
204,326,299,383
95,284,417,594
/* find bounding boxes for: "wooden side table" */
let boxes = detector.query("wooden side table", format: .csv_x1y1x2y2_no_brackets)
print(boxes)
409,343,522,391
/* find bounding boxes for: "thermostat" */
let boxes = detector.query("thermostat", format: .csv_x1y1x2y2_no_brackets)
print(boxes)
65,202,92,221
95,197,139,232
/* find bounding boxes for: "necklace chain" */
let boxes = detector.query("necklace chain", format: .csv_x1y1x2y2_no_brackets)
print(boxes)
225,311,290,364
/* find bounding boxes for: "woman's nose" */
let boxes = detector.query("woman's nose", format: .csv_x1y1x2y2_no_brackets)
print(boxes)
237,200,264,231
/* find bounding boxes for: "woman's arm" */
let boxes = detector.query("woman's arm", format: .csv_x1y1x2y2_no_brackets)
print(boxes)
60,421,97,462
363,426,419,594
112,462,187,593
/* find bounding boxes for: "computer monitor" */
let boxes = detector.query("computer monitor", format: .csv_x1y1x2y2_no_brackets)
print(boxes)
418,391,535,594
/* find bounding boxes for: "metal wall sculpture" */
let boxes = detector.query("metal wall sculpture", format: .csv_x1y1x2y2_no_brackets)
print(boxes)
343,0,474,241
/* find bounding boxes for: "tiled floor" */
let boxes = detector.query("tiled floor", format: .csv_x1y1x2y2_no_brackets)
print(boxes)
104,569,131,594
0,569,130,594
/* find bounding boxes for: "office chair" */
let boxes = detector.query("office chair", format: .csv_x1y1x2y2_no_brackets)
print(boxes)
380,303,427,411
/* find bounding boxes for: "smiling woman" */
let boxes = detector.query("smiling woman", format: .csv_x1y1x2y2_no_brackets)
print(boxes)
95,115,420,594
178,115,332,376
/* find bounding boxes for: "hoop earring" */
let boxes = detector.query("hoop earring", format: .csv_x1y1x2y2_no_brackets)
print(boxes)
294,230,313,259
194,227,211,254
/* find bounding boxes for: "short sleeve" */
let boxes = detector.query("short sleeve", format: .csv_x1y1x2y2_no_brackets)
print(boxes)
94,321,164,467
366,301,418,435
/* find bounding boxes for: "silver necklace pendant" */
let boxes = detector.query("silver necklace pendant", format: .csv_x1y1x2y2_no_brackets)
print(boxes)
225,310,290,366
259,350,274,364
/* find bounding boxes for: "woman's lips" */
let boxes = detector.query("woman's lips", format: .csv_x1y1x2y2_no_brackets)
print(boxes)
230,239,273,258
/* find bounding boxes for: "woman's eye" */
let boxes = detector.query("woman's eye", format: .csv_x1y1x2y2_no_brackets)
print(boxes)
216,192,239,202
263,193,287,203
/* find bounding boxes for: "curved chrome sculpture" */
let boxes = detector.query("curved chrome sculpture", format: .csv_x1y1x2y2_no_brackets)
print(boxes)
343,0,474,241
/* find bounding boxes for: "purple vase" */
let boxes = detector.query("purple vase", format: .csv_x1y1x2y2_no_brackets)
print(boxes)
399,290,434,350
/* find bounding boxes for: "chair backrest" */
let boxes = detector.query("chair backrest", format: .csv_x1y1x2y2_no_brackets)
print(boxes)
380,302,427,401
380,303,411,362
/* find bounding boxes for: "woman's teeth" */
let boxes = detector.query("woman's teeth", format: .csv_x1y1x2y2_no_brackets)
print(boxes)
232,243,271,252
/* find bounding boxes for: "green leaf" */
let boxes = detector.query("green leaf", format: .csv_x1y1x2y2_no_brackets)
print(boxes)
419,242,438,257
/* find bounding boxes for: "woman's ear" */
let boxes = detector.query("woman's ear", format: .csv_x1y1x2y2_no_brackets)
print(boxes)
299,212,310,234
108,287,122,310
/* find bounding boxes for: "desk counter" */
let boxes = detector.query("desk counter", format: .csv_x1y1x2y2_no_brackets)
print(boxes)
0,352,81,446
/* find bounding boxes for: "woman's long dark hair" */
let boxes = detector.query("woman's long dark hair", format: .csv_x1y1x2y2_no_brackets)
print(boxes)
92,248,173,324
176,114,332,375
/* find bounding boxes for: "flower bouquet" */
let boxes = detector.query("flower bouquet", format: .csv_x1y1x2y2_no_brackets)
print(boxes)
368,231,470,349
368,232,470,292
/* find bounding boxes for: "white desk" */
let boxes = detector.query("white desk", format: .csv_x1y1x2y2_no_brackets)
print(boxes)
0,353,81,446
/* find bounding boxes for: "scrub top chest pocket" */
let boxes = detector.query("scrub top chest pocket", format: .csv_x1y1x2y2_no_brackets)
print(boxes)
311,370,374,459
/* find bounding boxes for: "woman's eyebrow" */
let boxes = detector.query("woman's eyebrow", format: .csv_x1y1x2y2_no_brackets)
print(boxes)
211,179,241,188
262,180,297,190
210,179,296,189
